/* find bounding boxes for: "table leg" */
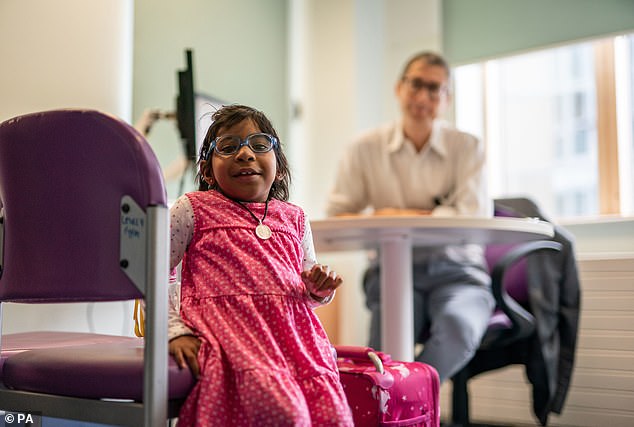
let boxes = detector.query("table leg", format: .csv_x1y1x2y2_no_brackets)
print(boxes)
380,234,413,361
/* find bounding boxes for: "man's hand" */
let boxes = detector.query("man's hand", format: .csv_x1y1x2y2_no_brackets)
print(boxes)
373,208,431,216
334,208,431,218
169,335,201,378
333,212,364,218
301,264,343,301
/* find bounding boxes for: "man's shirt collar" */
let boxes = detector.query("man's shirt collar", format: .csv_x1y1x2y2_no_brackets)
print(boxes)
388,119,448,157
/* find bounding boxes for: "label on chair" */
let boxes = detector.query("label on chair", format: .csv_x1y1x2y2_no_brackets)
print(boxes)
119,195,147,293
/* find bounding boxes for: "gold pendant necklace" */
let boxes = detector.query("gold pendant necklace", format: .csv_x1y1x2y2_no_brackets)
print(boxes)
236,199,271,240
255,223,272,240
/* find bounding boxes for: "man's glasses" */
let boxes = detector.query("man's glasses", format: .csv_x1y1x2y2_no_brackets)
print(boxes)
401,76,447,99
204,133,278,159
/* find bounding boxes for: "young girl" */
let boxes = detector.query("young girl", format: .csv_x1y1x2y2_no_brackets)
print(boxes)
169,104,353,426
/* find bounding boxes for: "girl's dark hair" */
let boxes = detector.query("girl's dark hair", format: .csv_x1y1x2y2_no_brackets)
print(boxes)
196,104,291,201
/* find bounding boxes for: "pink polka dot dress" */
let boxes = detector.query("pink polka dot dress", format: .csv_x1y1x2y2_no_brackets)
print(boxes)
174,191,353,426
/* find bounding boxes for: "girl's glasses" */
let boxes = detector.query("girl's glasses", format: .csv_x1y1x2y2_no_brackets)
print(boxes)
205,133,278,159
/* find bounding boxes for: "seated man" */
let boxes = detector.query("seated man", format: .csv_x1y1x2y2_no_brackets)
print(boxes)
325,51,494,382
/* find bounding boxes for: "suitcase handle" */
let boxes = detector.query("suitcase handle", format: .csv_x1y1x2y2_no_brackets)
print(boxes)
334,346,390,374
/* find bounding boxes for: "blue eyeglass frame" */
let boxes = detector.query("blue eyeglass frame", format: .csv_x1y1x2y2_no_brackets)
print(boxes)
203,133,278,160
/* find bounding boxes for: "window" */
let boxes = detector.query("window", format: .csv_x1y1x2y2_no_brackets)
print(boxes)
616,34,634,214
454,34,634,219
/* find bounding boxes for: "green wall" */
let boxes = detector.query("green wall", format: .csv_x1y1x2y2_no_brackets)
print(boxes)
443,0,634,64
133,0,288,199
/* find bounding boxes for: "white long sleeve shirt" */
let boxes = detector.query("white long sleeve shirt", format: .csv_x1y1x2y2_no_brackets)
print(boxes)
326,119,492,271
327,119,491,217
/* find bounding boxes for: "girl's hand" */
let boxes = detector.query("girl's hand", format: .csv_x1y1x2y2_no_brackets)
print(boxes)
169,335,202,378
301,264,343,301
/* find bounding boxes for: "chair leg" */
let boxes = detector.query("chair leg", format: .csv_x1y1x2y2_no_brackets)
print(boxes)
451,369,470,427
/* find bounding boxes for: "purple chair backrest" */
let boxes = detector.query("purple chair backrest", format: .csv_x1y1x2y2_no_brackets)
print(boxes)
485,205,529,303
0,109,167,302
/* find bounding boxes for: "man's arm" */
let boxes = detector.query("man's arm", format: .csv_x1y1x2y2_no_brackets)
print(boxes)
434,133,492,217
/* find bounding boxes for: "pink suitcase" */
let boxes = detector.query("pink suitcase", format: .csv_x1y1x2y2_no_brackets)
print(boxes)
335,346,440,427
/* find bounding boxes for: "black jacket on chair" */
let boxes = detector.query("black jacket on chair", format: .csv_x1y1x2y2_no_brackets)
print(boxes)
494,198,581,425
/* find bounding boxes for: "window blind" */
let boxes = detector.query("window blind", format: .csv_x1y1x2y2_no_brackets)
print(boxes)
442,0,634,64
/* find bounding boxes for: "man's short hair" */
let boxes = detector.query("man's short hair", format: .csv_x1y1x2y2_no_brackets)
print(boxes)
400,51,450,80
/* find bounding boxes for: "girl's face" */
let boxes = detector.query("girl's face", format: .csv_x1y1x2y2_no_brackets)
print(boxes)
204,119,277,202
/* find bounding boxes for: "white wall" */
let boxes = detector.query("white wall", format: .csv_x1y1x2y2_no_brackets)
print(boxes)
0,0,133,122
291,0,443,345
289,0,442,217
562,218,634,254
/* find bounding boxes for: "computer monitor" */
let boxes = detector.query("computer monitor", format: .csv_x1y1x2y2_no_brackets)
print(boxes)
176,49,196,162
175,49,225,163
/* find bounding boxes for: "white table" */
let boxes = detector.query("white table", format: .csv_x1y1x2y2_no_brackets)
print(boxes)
310,215,554,361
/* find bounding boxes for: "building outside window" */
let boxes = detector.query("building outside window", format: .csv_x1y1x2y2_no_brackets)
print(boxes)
453,33,634,219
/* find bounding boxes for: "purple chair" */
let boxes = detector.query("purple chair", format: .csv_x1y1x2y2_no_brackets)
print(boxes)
0,110,194,426
446,201,564,427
